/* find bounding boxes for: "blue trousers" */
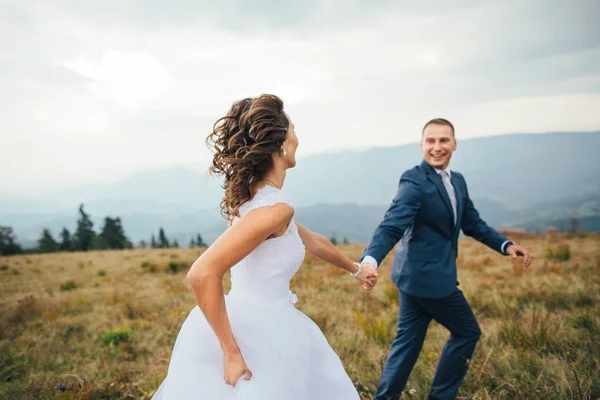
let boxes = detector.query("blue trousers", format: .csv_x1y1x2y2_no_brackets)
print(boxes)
375,289,482,400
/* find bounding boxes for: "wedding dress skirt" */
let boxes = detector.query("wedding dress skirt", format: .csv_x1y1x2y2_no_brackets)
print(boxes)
152,186,360,399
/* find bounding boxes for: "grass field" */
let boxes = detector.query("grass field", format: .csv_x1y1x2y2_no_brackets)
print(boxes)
1,232,599,399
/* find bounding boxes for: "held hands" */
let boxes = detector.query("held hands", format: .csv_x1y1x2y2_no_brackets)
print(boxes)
506,243,533,267
224,350,252,387
354,262,379,290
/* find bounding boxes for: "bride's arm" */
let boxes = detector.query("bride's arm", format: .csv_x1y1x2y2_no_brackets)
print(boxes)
186,204,293,354
295,222,378,288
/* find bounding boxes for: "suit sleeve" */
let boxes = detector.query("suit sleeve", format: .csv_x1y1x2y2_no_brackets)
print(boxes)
460,175,510,254
361,173,423,266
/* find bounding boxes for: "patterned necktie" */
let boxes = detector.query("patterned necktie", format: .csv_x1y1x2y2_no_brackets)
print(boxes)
441,170,457,225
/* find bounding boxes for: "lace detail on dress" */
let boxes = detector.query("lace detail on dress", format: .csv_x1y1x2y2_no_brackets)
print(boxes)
238,185,294,216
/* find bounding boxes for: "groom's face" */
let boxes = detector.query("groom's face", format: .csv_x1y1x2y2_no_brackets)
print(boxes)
421,123,456,170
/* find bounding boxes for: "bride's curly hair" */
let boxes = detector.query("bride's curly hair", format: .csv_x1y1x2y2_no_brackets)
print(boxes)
206,94,290,222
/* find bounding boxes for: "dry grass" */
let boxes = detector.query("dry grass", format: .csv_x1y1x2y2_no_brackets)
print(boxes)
1,235,599,399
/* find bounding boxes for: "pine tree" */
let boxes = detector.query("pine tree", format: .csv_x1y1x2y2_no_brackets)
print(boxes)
343,237,350,245
0,225,22,256
38,229,59,253
139,240,147,249
172,239,179,248
196,233,207,247
93,234,107,250
74,204,95,251
59,227,72,252
330,234,338,246
100,217,130,249
151,234,157,248
189,237,196,248
158,227,169,248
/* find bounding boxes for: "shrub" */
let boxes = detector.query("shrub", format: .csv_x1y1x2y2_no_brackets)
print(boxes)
546,244,571,262
572,312,598,333
166,261,187,274
141,261,158,273
59,280,77,292
101,327,131,346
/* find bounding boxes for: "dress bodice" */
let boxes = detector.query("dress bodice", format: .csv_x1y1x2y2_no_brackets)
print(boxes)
228,185,306,305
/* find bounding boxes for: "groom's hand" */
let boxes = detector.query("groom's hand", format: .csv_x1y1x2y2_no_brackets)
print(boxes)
506,244,533,267
357,263,379,290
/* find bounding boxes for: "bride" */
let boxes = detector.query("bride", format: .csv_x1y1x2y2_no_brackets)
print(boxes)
152,94,379,399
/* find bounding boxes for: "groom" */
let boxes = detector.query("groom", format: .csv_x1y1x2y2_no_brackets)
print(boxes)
360,118,532,400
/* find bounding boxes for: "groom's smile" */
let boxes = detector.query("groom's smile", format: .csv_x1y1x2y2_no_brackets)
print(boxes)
420,121,457,170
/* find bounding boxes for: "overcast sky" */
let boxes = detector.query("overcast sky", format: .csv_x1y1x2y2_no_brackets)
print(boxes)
1,0,599,195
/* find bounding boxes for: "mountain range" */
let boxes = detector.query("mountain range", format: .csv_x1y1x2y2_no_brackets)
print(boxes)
2,131,599,247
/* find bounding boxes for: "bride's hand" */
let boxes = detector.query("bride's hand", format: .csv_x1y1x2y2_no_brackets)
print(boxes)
224,350,252,387
356,263,378,290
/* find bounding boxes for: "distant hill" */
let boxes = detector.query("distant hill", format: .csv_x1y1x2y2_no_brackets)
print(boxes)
295,198,600,244
517,216,600,233
2,132,599,246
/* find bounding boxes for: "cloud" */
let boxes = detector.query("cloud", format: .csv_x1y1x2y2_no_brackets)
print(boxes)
1,0,599,194
63,51,174,112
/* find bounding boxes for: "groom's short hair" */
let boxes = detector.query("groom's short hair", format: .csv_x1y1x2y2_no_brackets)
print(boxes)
422,118,455,137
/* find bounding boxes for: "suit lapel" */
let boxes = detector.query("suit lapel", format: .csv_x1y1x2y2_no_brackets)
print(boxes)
422,160,455,226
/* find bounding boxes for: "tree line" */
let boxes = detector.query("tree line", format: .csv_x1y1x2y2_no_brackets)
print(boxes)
0,204,207,256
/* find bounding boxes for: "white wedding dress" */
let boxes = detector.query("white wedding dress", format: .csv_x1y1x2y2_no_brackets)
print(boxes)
152,185,360,399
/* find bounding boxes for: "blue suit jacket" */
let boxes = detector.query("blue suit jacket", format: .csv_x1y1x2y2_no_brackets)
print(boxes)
361,160,510,299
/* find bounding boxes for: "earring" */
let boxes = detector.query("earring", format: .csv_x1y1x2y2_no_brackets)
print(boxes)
281,148,287,157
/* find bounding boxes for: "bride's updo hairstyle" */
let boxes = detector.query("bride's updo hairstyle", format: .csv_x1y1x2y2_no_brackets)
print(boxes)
206,94,290,222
